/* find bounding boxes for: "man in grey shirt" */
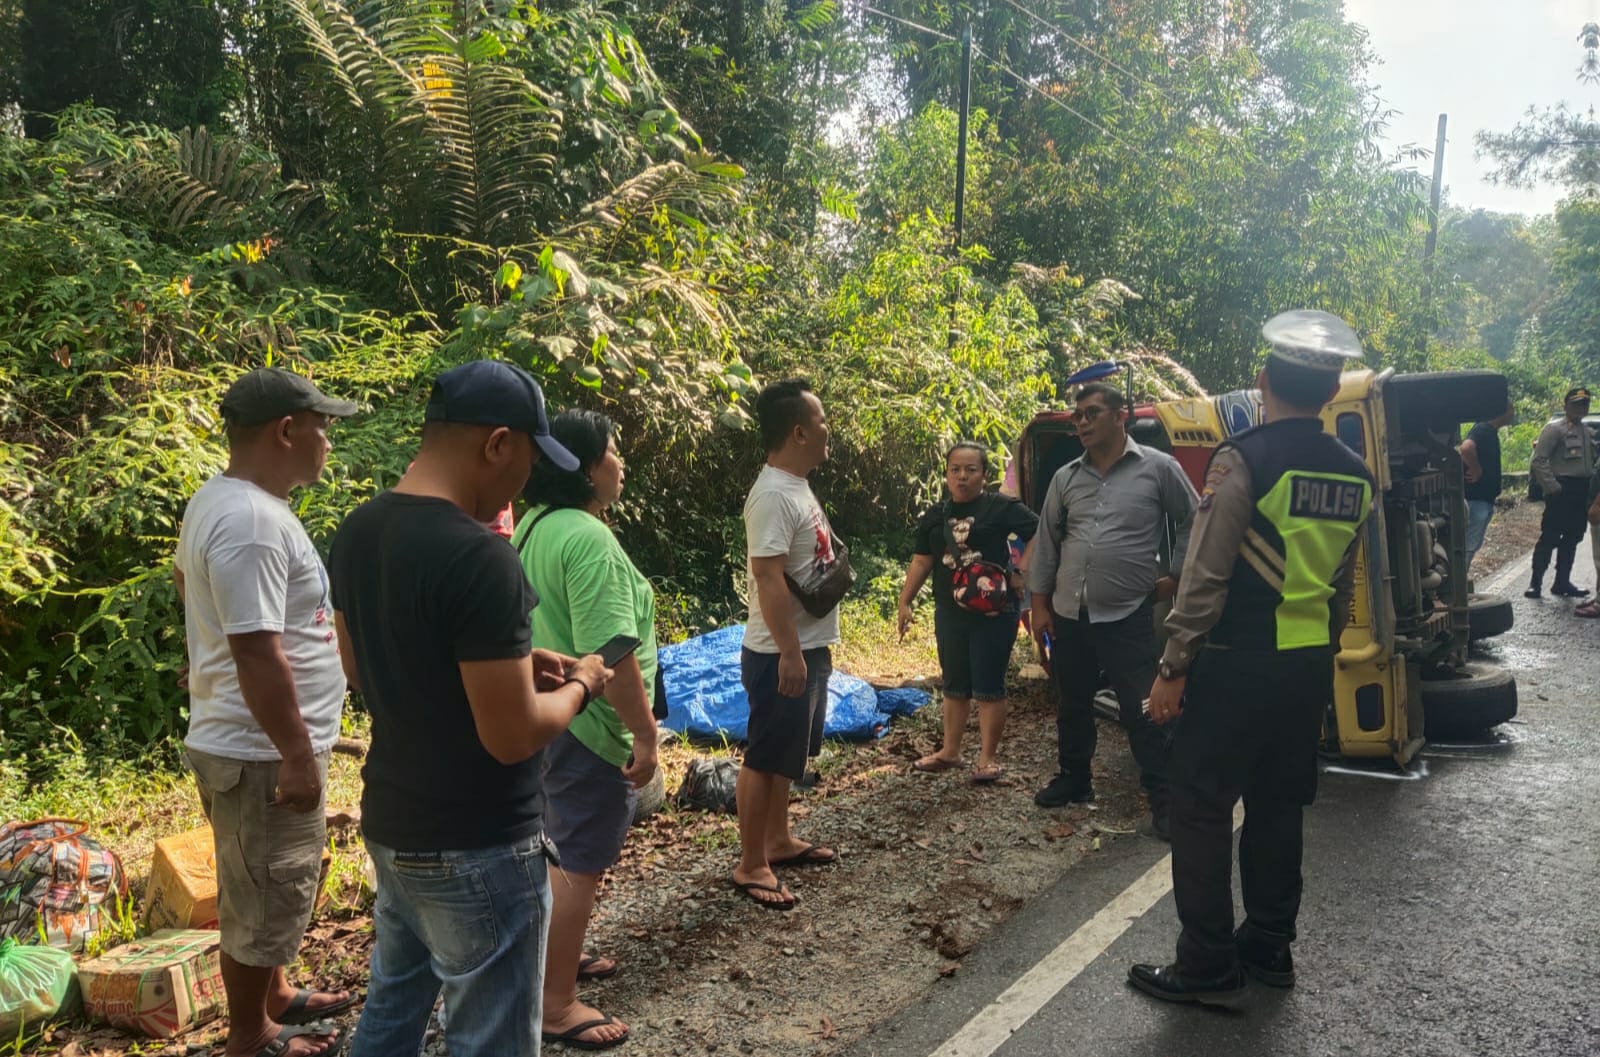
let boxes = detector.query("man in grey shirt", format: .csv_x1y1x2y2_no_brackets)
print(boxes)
1026,382,1198,836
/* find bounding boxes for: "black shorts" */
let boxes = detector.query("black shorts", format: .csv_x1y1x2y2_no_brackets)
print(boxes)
741,646,832,781
934,605,1020,699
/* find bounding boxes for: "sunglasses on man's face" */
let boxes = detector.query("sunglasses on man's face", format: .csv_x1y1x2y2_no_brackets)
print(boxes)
1071,405,1112,424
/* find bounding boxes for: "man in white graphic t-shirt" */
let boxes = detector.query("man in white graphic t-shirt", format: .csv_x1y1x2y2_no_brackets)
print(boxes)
175,369,357,1057
732,379,842,911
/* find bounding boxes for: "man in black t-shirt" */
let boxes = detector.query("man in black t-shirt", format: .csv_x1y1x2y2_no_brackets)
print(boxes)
330,361,613,1057
1460,400,1514,572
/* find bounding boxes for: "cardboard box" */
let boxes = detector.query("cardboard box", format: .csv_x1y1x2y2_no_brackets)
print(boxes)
144,824,334,932
77,929,224,1038
144,826,218,932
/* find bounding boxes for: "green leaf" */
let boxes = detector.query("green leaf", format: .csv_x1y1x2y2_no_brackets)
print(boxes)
495,261,523,291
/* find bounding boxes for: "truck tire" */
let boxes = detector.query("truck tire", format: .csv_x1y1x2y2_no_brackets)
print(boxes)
1467,593,1514,641
631,767,666,826
1388,371,1509,433
1420,662,1517,740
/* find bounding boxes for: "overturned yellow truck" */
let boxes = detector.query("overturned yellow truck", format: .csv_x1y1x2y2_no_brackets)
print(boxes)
1017,368,1517,766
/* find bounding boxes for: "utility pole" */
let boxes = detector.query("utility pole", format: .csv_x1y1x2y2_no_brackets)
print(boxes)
1422,113,1447,354
949,22,972,348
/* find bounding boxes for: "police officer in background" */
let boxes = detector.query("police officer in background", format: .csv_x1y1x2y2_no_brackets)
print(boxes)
1526,385,1596,599
1128,310,1373,1006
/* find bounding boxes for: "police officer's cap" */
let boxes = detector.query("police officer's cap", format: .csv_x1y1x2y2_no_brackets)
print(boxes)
1565,386,1592,404
1261,310,1365,372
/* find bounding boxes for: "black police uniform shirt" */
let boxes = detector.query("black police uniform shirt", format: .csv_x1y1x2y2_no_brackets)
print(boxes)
330,491,543,852
913,492,1039,614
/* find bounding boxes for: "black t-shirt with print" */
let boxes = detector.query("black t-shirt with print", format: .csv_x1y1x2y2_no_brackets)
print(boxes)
914,492,1040,613
330,492,541,852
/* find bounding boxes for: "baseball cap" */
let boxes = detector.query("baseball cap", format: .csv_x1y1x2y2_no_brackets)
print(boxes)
1565,386,1592,404
1261,310,1365,371
221,368,358,426
424,360,578,472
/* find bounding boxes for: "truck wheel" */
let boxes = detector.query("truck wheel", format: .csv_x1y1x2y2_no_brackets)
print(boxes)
1388,371,1509,432
1420,662,1517,740
1467,593,1514,641
631,767,666,826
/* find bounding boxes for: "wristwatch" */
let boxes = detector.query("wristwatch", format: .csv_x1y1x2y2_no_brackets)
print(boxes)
1158,659,1186,681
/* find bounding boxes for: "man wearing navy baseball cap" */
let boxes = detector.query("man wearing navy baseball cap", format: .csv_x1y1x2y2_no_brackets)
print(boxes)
329,359,614,1057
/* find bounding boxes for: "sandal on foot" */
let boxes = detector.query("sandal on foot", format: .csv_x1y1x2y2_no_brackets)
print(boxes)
543,1014,631,1051
729,877,796,911
1576,602,1600,618
577,953,621,981
277,988,358,1026
913,756,962,773
769,842,838,868
249,1022,347,1057
970,765,1004,785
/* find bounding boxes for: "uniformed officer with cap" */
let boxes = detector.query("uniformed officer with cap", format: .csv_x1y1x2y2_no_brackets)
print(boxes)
1526,385,1596,599
1128,310,1374,1006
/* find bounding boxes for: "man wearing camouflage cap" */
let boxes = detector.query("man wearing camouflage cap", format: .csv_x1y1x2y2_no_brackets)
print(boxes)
1129,311,1374,1007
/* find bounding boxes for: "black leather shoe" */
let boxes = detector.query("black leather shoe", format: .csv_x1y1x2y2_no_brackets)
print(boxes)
1552,582,1591,597
1127,962,1247,1006
1524,585,1543,599
1236,939,1295,988
1140,808,1171,842
1034,774,1093,808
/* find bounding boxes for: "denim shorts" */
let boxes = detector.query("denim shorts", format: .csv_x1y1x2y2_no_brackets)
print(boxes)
934,605,1020,700
186,748,329,967
543,730,637,875
741,646,831,781
351,835,553,1057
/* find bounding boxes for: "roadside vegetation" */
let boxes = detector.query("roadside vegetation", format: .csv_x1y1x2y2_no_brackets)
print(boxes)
1,4,1595,807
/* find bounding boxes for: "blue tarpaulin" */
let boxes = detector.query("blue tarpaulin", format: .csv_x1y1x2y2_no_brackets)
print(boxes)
658,625,931,743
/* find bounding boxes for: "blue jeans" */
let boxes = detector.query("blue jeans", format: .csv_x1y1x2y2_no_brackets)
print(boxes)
1465,499,1495,570
351,835,552,1057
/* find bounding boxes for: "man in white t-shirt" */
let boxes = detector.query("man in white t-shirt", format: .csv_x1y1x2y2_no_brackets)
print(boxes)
175,369,357,1057
732,379,842,911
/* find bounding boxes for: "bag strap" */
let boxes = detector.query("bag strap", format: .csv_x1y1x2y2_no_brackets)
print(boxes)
511,505,564,552
12,818,88,844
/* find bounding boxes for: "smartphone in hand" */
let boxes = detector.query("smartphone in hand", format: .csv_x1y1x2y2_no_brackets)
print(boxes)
595,633,642,668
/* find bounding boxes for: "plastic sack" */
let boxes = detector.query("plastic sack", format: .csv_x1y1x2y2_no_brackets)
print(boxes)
675,758,741,814
0,937,76,1036
0,819,129,951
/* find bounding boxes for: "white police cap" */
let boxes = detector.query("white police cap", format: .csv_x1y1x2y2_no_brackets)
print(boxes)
1261,310,1365,371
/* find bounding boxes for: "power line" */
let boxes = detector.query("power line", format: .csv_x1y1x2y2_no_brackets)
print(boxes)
852,2,1143,155
855,3,958,44
978,46,1148,157
992,0,1164,96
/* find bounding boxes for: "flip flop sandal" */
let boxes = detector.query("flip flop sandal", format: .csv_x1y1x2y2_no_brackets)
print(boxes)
543,1014,631,1051
253,1021,347,1057
1576,602,1600,618
970,765,1005,785
577,954,621,981
277,988,359,1026
729,877,796,911
912,756,962,773
769,842,838,868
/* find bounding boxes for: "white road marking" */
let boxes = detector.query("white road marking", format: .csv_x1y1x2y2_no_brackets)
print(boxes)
927,804,1244,1057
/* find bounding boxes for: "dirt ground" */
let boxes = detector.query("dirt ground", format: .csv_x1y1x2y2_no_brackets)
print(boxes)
41,501,1547,1057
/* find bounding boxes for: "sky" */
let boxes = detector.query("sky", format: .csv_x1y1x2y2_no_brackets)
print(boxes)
1345,0,1600,217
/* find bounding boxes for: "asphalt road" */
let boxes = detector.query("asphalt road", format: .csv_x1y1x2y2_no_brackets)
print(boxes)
844,552,1599,1057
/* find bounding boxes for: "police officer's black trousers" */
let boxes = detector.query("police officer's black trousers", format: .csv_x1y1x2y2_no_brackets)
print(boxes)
1168,646,1330,976
1533,476,1591,587
1049,602,1167,797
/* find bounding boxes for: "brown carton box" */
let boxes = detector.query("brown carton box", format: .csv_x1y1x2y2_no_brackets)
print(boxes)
77,929,224,1037
144,825,218,932
144,823,334,932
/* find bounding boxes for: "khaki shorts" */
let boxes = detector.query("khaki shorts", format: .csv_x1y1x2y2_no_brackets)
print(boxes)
187,748,330,967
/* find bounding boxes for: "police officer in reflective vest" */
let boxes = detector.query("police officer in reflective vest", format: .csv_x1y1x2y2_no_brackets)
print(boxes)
1129,310,1374,1006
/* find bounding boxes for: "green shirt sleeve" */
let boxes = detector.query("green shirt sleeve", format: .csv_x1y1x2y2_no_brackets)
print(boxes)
562,527,643,656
